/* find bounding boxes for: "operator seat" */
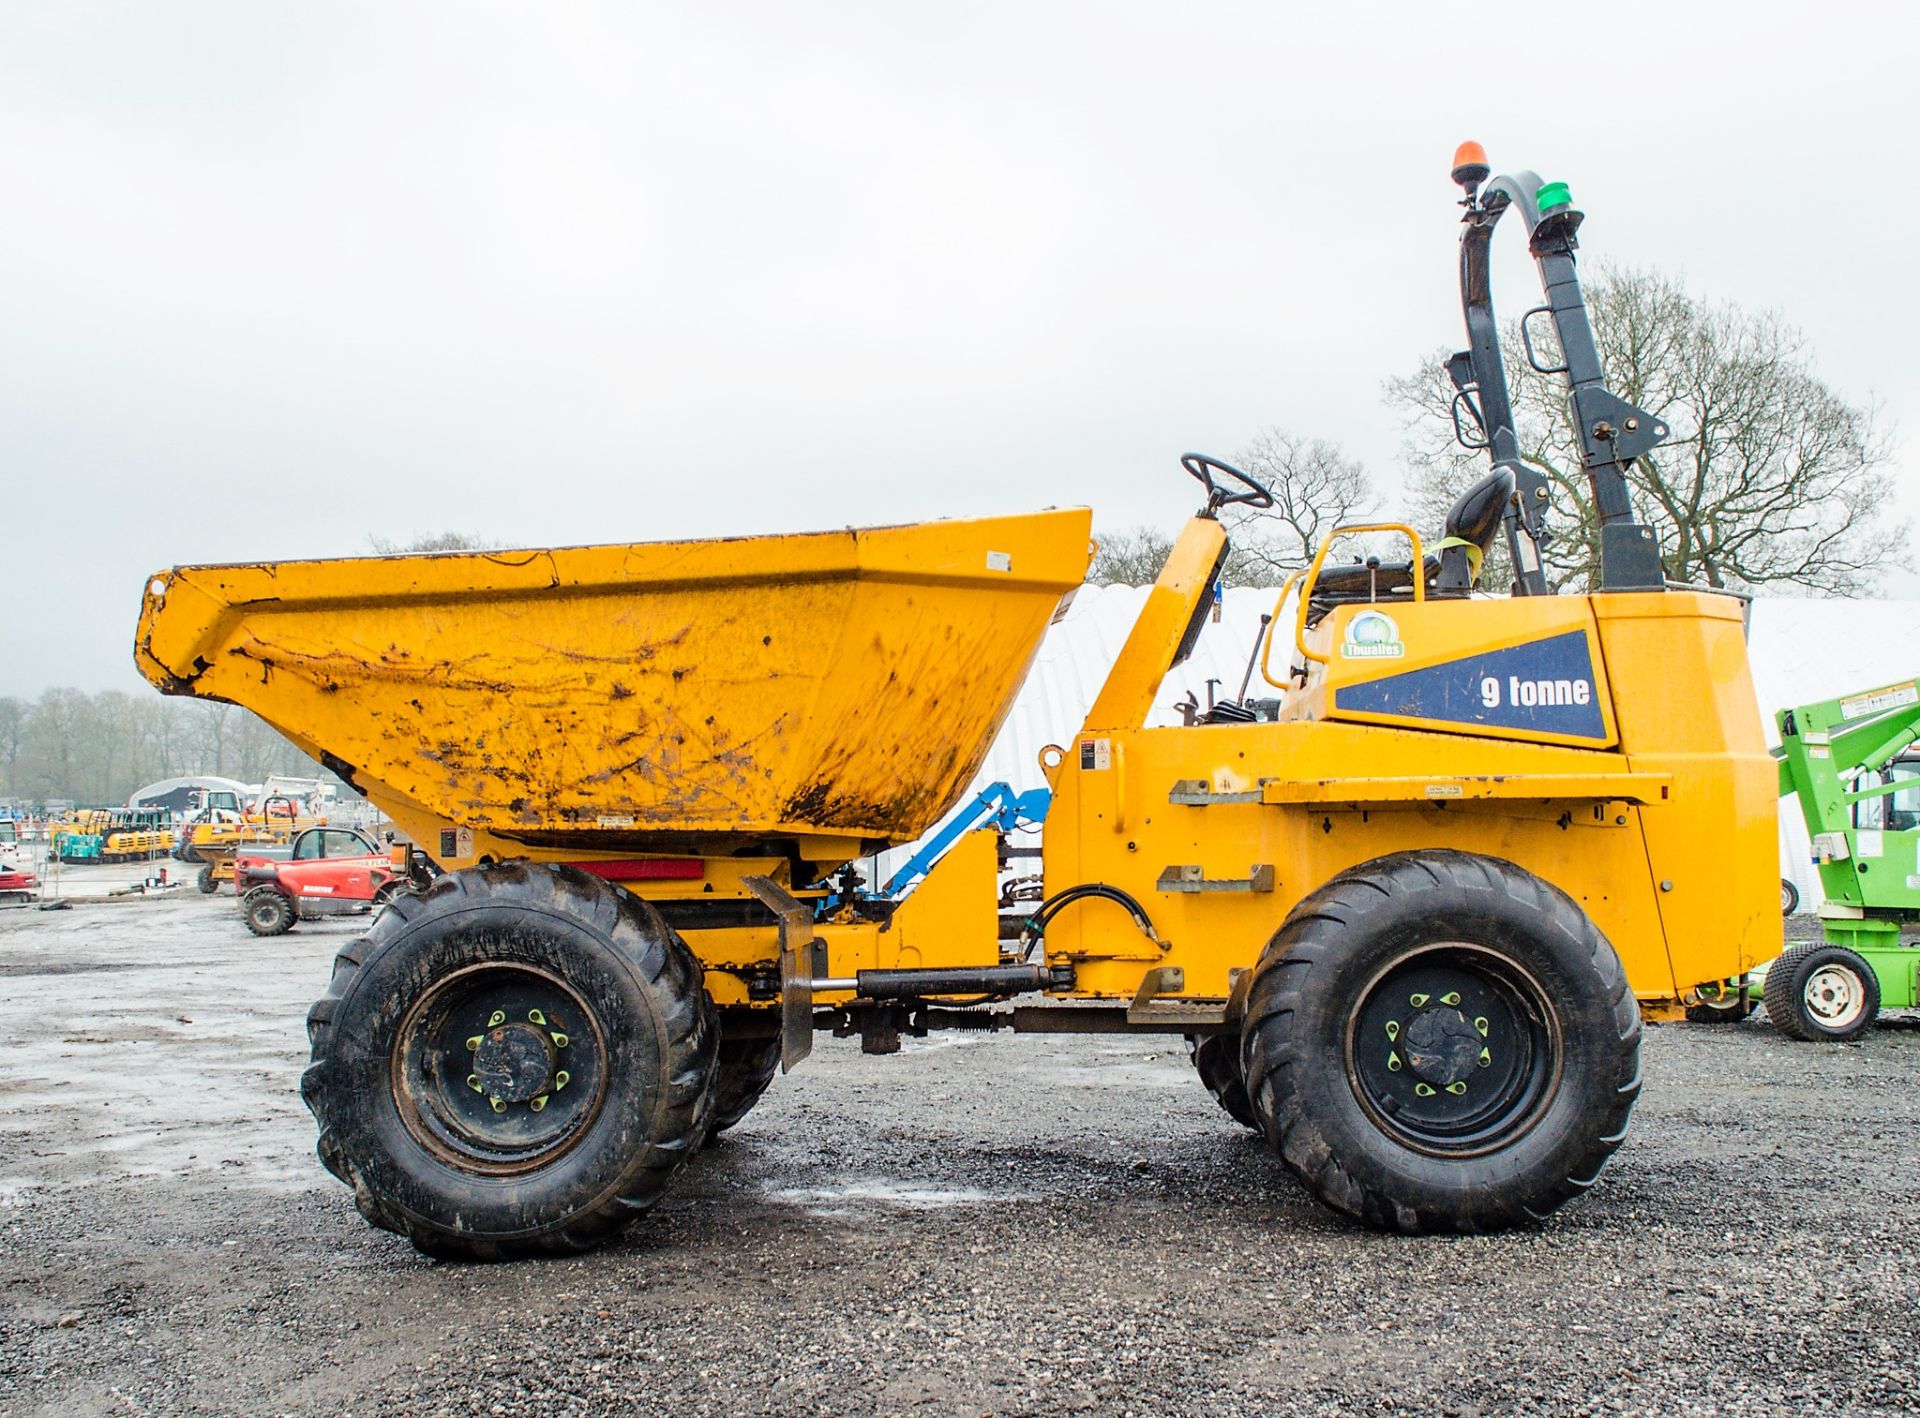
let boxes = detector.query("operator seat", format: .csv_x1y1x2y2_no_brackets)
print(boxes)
1307,466,1516,619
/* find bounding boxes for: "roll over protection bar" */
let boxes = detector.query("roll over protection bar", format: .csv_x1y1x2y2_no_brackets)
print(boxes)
1448,152,1669,594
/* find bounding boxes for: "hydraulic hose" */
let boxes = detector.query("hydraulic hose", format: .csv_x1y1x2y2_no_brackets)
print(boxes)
1017,883,1161,953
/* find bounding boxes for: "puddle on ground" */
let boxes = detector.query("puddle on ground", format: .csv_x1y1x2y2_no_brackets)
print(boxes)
764,1179,1029,1215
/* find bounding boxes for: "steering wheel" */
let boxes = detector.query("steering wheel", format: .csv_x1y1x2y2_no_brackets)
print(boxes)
1181,452,1275,512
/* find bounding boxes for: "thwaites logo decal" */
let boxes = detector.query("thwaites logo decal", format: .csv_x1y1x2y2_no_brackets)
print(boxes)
1334,630,1606,740
1341,611,1404,659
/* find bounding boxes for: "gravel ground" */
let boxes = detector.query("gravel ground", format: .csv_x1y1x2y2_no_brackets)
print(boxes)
2,885,1918,1417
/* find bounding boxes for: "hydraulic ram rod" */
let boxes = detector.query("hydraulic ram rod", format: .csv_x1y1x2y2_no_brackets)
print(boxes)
808,963,1071,999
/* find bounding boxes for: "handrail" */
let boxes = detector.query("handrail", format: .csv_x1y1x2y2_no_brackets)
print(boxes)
1258,570,1306,690
1294,524,1426,667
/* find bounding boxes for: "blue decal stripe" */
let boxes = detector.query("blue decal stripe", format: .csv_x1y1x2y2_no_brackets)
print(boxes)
1333,631,1607,739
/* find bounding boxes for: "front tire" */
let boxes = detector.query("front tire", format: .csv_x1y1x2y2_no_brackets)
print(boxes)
1763,943,1879,1041
301,862,716,1259
242,887,296,936
196,864,218,894
1240,850,1641,1234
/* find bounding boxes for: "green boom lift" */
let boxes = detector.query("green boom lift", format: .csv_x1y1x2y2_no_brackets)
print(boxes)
1765,676,1920,1039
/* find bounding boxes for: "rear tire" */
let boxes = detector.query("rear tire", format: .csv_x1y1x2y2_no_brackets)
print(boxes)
301,862,716,1259
1684,996,1756,1024
242,887,295,937
1685,982,1757,1024
1240,850,1641,1234
1763,943,1879,1041
1187,1033,1258,1130
703,1032,782,1142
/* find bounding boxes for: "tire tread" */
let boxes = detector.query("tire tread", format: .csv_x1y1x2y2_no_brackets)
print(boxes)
1239,849,1641,1235
301,860,715,1260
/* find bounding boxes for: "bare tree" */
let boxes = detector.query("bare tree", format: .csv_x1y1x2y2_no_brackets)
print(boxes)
1087,525,1178,587
369,531,493,554
1089,431,1377,588
1225,428,1377,577
1388,266,1907,593
0,698,22,798
2,688,328,805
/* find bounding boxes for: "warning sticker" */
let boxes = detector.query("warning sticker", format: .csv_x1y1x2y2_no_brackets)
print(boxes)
1079,738,1112,771
1840,682,1920,721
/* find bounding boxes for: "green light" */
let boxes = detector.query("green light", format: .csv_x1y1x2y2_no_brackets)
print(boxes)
1536,180,1572,214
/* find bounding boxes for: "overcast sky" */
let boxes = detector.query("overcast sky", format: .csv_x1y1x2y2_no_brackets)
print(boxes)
4,1,1915,697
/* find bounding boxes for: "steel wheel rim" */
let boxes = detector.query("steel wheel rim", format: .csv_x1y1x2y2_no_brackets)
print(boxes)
392,962,610,1176
1803,964,1866,1030
1344,942,1562,1158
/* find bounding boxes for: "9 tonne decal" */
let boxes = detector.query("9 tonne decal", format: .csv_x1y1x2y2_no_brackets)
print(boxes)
1334,629,1608,741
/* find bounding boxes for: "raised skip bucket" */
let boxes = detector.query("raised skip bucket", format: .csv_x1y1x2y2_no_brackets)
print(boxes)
135,509,1092,851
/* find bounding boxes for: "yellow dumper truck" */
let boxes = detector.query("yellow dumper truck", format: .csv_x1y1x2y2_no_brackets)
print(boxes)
134,149,1778,1259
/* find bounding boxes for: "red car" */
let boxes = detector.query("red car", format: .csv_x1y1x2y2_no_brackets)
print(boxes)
234,827,406,936
0,864,38,902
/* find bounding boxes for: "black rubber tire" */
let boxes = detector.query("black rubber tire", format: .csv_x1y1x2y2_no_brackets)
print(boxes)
1781,878,1800,916
242,887,296,937
1684,992,1757,1024
301,861,716,1260
196,864,218,895
704,1033,782,1141
1240,850,1641,1234
1762,942,1880,1042
1187,1032,1259,1130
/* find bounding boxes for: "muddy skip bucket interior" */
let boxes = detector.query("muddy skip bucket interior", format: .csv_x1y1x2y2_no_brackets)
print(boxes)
135,509,1093,850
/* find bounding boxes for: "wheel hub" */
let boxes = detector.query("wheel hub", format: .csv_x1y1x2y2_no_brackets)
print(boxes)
1349,949,1557,1157
396,972,598,1175
472,1022,556,1103
1402,1003,1485,1087
1804,966,1862,1026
